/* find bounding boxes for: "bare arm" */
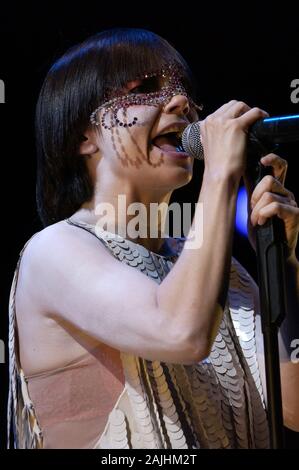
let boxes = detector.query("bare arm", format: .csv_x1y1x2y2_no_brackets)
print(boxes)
157,172,239,355
25,101,268,365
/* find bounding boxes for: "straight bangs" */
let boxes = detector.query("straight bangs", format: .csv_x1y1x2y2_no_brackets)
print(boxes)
90,28,197,101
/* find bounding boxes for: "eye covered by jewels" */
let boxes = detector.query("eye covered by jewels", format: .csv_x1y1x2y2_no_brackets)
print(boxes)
89,63,203,129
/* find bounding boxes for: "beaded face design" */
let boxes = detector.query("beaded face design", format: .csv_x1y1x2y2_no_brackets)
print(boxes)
90,63,202,130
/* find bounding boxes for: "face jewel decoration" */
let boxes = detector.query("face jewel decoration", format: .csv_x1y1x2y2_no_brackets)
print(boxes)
90,63,203,129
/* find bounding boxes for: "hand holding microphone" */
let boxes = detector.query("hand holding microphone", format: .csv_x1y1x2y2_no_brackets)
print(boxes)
181,101,299,261
181,100,269,181
181,103,299,163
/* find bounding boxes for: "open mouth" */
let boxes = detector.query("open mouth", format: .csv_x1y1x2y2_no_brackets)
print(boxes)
151,131,184,153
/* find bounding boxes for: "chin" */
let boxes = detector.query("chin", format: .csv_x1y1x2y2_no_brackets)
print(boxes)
158,167,193,192
173,171,193,189
147,148,194,189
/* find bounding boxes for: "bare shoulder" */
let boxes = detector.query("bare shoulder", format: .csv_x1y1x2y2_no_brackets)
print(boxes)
22,220,103,261
20,220,113,282
15,220,114,374
16,220,113,318
17,218,154,321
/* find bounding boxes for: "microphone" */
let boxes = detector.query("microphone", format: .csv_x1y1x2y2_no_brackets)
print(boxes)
181,114,299,160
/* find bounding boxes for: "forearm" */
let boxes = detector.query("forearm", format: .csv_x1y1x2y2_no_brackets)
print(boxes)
157,171,240,354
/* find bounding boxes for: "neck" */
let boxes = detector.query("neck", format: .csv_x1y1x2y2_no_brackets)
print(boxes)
71,177,173,254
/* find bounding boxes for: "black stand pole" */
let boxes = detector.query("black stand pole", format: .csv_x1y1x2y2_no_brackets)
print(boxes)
247,145,287,449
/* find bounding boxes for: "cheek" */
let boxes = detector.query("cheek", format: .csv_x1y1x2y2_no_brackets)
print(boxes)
100,104,159,129
126,105,160,136
98,105,161,163
112,106,159,148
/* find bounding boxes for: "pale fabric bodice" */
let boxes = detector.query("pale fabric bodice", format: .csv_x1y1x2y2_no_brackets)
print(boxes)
7,219,269,449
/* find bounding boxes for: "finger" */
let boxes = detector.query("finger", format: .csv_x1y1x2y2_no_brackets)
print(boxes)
236,107,269,129
256,202,299,226
212,100,239,117
260,153,288,185
250,175,295,208
223,101,251,118
250,192,298,226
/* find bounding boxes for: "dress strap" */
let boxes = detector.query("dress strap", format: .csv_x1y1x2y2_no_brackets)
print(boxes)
7,233,43,448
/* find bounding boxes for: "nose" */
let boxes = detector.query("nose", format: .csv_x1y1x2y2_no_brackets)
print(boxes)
163,94,190,116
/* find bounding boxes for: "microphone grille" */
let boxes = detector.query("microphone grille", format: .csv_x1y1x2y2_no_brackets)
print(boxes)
181,122,204,160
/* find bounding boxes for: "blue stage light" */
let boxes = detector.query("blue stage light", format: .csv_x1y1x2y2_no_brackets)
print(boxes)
236,186,248,236
264,114,299,122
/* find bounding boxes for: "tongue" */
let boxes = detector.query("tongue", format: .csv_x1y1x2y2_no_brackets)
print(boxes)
153,135,178,151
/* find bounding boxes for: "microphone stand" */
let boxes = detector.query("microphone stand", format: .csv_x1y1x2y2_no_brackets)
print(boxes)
247,138,287,449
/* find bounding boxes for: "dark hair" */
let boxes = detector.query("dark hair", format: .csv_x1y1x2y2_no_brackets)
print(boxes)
36,28,196,226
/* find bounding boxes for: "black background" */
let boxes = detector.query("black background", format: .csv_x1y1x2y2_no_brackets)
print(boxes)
0,0,299,452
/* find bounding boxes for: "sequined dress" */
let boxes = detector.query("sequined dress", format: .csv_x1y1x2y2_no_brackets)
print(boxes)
7,219,269,448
